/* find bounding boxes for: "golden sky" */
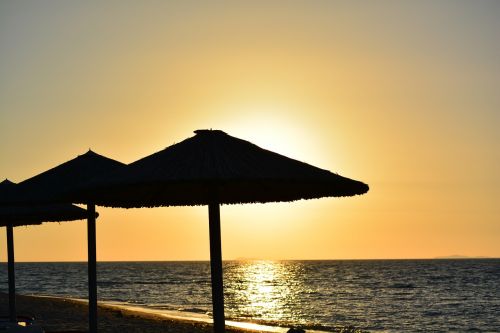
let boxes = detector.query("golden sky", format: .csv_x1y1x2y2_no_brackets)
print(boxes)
1,1,499,261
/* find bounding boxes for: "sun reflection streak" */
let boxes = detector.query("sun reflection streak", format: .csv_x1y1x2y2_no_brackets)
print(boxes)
225,260,309,325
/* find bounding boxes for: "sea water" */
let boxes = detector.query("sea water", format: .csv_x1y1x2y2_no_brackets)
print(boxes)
1,260,499,332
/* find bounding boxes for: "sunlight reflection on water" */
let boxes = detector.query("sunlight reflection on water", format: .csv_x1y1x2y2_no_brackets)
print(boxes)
224,260,311,326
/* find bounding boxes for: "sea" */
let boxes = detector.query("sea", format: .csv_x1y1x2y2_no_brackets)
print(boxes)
1,259,499,332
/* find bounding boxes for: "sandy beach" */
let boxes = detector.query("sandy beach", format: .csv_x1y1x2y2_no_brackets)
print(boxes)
0,293,265,333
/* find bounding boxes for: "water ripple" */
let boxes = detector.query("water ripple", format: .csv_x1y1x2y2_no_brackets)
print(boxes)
0,259,499,331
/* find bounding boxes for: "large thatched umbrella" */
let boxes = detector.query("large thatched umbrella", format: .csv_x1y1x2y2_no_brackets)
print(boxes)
1,151,125,333
71,129,369,333
0,179,90,323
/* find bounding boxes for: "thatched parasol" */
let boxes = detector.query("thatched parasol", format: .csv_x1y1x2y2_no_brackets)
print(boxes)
3,151,125,333
0,179,90,323
77,130,368,207
0,178,18,206
2,150,125,205
72,129,369,333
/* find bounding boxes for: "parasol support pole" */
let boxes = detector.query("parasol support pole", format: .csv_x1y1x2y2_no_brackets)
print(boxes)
87,203,97,333
208,202,225,333
7,224,16,323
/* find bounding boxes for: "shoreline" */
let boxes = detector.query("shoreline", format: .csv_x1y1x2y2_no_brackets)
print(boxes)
0,292,260,333
0,293,338,333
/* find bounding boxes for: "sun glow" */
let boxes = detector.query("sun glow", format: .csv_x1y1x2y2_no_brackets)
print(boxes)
214,102,327,166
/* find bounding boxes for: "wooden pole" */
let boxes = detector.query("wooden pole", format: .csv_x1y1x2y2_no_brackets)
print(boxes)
6,224,16,323
87,203,97,333
208,202,225,333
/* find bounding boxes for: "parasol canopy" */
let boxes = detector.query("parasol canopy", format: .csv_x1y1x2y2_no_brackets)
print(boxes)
0,178,91,225
0,178,18,206
1,179,91,225
74,129,369,207
1,150,125,205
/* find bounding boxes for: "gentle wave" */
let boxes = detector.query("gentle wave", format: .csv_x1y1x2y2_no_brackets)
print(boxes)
1,259,500,332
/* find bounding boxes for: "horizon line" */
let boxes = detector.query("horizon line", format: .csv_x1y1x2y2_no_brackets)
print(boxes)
3,257,498,263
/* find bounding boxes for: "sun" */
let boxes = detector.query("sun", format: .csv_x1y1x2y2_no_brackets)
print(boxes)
214,102,321,163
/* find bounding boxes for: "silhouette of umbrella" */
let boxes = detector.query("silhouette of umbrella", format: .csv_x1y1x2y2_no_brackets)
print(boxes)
0,179,90,323
1,151,125,333
72,129,369,333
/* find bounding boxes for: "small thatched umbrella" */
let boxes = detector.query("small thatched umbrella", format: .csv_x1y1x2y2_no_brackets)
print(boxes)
1,151,125,333
0,179,90,323
71,129,369,333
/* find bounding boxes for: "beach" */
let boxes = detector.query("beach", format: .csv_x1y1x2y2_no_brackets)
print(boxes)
0,292,261,333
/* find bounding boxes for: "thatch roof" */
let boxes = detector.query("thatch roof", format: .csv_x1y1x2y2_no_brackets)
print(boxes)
0,179,90,227
72,129,369,207
1,150,125,205
0,178,18,205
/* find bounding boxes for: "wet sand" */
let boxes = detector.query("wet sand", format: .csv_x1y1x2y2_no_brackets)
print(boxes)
0,293,260,333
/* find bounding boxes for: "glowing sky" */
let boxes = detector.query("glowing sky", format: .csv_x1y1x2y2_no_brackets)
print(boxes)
1,1,499,261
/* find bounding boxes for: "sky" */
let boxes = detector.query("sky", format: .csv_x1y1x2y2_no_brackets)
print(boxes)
1,0,499,261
